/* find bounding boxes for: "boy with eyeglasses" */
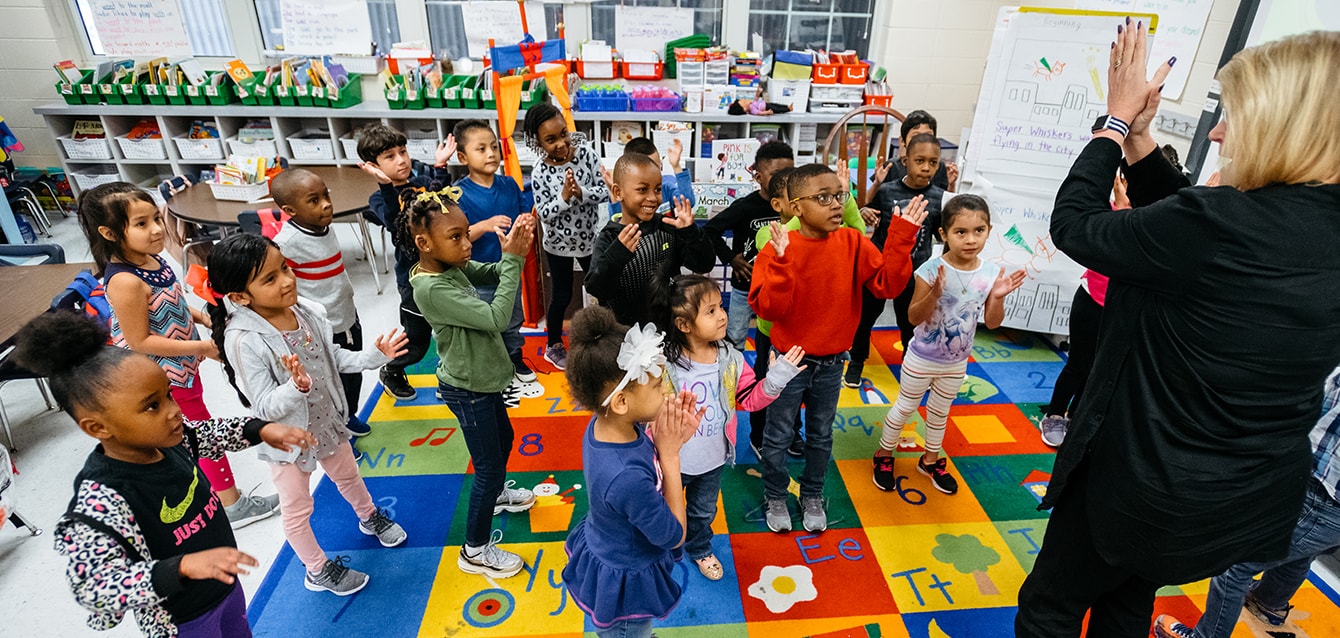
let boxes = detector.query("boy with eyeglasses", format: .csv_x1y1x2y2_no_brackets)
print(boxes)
749,162,926,534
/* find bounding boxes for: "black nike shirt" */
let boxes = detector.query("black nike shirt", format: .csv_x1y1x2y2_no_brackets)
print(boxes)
75,444,237,623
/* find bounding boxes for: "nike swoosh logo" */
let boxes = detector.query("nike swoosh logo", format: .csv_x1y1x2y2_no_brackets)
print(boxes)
160,470,200,524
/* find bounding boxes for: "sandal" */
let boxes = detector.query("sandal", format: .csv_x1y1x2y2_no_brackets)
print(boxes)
695,554,724,581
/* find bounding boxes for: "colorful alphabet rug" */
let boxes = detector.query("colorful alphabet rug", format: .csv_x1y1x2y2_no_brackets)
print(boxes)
246,329,1340,637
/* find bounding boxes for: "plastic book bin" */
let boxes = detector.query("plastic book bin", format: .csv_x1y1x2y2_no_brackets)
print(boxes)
233,72,264,106
326,75,362,109
443,75,468,108
293,84,316,107
520,79,548,110
274,85,296,107
163,84,188,106
142,83,166,106
56,70,94,105
631,95,681,112
425,84,444,108
99,81,124,105
184,82,208,106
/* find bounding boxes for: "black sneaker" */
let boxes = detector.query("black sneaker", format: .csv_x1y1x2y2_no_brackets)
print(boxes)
514,361,538,384
346,418,371,437
872,453,896,491
379,367,415,400
843,361,864,388
787,435,805,458
349,440,363,463
917,456,958,494
1244,588,1292,626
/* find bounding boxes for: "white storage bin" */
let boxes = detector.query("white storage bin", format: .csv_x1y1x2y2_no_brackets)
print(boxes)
59,136,113,160
70,168,120,191
226,137,278,157
677,61,706,89
208,182,270,202
767,79,811,113
808,84,864,113
339,135,360,160
287,134,335,160
404,129,439,164
116,136,167,160
174,136,225,161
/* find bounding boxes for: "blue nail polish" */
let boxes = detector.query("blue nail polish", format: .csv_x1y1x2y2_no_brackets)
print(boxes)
1118,24,1123,34
1137,20,1142,29
1169,56,1177,67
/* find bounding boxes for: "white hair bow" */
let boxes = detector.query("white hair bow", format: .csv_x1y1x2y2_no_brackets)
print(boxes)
601,323,668,407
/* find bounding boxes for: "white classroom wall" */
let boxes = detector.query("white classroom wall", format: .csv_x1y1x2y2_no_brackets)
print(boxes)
0,0,1240,169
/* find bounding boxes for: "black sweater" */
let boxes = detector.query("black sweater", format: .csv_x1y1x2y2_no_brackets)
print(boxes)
702,192,777,288
1047,137,1340,584
585,218,716,326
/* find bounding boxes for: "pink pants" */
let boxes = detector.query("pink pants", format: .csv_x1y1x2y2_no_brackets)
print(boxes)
270,443,376,573
171,380,235,493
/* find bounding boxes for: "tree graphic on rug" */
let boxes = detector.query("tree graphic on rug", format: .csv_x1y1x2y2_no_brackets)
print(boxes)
930,533,1003,596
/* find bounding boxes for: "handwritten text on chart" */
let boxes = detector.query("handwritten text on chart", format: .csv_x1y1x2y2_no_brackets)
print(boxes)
88,0,192,57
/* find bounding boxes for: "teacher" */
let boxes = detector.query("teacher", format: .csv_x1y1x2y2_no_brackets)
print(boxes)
1015,25,1340,637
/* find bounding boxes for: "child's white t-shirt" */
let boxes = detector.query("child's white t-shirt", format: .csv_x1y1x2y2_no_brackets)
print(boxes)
674,358,728,476
907,256,1001,365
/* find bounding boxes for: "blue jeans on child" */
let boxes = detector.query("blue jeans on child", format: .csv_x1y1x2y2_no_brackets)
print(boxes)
683,465,726,560
437,382,515,547
761,351,845,501
595,618,653,638
725,286,754,351
1193,478,1340,638
476,285,526,370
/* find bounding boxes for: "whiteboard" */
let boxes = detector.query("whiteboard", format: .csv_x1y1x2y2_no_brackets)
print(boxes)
616,6,696,52
461,1,548,59
964,7,1153,335
280,0,373,56
81,0,192,57
1076,0,1215,100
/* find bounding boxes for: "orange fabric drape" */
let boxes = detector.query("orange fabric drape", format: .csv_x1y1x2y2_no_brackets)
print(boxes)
542,65,575,132
495,74,526,189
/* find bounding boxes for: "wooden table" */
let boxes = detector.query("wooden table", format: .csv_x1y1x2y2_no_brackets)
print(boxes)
165,166,388,292
0,262,95,345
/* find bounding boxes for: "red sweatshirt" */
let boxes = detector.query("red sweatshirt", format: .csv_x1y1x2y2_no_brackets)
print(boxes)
749,220,919,356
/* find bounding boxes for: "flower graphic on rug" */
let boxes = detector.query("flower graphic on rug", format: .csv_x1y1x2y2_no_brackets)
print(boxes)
747,565,818,613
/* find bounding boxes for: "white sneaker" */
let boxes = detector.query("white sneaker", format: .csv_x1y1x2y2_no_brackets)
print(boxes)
511,375,544,399
494,480,536,514
458,530,524,578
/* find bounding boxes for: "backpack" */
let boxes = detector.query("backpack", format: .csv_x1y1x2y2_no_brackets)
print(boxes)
53,270,114,335
256,208,289,240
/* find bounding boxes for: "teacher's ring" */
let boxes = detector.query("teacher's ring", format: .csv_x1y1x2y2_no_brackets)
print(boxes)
1114,60,1123,68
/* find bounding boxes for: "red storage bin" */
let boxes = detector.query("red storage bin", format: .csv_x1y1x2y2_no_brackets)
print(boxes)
576,59,620,79
840,63,869,85
621,60,664,81
864,93,893,107
812,63,840,84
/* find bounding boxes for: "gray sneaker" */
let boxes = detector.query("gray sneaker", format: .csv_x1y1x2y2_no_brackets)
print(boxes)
1040,415,1069,448
304,556,369,596
225,492,280,530
458,530,525,578
544,343,568,370
801,496,827,533
494,480,537,514
359,508,407,547
764,498,791,533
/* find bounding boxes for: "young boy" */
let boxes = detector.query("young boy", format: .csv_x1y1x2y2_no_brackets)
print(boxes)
750,163,924,534
878,110,958,192
358,124,455,400
703,141,795,351
451,119,538,397
268,168,372,440
847,132,949,387
586,153,716,327
609,137,696,216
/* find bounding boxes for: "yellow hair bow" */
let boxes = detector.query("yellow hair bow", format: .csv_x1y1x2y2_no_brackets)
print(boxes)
413,185,463,208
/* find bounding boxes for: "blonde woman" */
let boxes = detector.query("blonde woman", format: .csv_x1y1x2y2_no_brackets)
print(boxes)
1016,26,1340,637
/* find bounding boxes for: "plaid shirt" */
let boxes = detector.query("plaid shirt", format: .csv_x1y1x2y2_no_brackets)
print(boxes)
1308,367,1340,501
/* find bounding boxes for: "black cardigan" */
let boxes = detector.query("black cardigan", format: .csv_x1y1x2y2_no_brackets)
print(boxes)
1047,138,1340,584
585,218,716,327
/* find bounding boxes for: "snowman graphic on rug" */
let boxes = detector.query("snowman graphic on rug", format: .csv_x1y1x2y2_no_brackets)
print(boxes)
528,475,582,533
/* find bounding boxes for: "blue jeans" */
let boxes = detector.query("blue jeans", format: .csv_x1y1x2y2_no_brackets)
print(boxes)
595,618,653,638
1194,479,1340,638
476,284,526,370
725,286,754,350
438,382,514,547
761,351,844,500
683,465,725,560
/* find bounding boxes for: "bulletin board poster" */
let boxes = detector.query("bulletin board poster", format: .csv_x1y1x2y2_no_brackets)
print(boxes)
1076,0,1215,100
82,0,192,57
280,0,374,56
615,5,696,52
460,1,548,59
964,7,1154,335
709,139,760,184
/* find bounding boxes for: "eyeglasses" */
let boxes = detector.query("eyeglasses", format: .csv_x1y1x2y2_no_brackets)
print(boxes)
790,190,852,206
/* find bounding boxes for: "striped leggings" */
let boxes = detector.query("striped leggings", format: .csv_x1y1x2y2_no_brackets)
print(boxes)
879,350,967,454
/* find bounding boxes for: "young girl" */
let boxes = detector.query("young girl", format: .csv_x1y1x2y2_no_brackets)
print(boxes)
872,194,1025,496
77,182,279,528
651,274,805,580
404,187,538,578
207,233,410,596
524,103,610,370
561,306,703,637
17,312,312,638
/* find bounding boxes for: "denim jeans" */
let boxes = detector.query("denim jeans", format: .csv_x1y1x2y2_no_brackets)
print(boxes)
725,286,754,350
761,351,844,500
1194,479,1340,638
438,382,515,547
477,284,526,370
683,465,725,560
595,618,653,638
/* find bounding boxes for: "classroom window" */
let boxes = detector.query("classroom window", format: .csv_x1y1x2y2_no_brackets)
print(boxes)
590,0,724,50
73,0,235,57
748,0,875,56
253,0,401,55
426,1,565,61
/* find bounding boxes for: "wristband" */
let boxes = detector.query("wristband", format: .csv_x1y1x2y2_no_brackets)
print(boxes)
1091,114,1131,137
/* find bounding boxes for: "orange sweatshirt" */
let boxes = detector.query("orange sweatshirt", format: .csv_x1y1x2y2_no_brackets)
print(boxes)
748,220,919,356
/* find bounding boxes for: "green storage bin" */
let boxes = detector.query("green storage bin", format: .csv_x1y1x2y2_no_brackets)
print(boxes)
142,83,166,105
460,77,482,109
76,78,101,104
519,79,548,110
294,84,315,107
233,71,264,105
184,83,207,106
163,84,188,105
327,74,362,109
99,81,124,105
442,75,468,108
274,85,296,107
385,78,406,110
56,70,94,105
252,80,276,106
204,80,236,106
425,83,444,108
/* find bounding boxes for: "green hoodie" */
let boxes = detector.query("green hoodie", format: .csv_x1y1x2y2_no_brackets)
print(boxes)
410,253,523,393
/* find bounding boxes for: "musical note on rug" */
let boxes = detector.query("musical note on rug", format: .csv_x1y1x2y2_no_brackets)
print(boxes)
410,427,456,447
